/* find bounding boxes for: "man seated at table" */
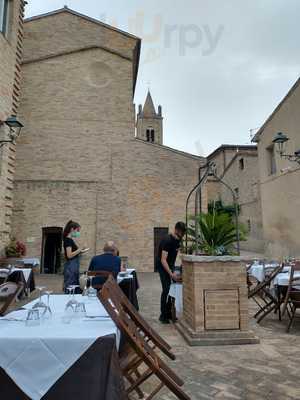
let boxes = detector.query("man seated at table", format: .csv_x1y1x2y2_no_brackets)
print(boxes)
88,241,123,287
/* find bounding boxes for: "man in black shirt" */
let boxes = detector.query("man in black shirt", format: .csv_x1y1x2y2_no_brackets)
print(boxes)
156,221,186,324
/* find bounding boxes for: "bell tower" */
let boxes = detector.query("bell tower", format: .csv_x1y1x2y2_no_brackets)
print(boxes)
136,91,163,145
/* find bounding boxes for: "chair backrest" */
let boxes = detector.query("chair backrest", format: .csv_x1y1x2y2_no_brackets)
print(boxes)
0,282,24,316
248,264,283,298
87,270,113,289
105,275,174,359
99,283,190,400
282,266,300,315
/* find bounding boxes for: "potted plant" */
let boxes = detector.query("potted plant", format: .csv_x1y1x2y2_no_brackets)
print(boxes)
5,238,27,258
187,210,247,256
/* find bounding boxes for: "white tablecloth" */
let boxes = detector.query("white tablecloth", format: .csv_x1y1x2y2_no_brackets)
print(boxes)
0,294,117,400
117,268,135,284
247,263,288,282
0,267,32,283
273,271,300,286
248,264,265,282
22,258,40,267
169,283,183,314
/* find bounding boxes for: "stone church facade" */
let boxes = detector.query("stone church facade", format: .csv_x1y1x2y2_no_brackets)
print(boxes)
12,7,205,272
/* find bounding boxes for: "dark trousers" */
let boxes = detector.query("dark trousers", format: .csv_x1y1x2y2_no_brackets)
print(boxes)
158,267,172,320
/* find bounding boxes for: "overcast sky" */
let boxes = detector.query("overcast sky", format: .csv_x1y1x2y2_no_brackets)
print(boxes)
25,0,300,156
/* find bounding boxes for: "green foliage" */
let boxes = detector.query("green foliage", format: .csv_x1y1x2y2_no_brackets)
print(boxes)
5,237,26,257
208,200,240,218
187,209,247,256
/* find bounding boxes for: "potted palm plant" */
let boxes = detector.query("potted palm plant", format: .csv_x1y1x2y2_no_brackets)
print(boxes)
187,209,247,256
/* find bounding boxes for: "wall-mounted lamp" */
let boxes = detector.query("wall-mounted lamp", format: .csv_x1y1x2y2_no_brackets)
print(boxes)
0,115,24,148
272,132,300,164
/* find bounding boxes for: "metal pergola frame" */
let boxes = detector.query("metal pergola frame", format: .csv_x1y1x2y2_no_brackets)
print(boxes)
185,161,240,255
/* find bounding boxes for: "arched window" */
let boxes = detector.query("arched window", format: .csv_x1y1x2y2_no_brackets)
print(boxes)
146,129,150,142
146,128,155,142
151,129,155,142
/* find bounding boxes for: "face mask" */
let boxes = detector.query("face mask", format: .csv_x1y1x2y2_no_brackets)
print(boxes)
71,231,80,238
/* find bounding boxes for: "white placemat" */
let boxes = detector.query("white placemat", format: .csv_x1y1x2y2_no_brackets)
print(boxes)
0,294,117,400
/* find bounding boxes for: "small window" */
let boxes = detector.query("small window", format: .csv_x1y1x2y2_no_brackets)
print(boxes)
239,158,244,170
151,129,155,143
0,0,10,37
146,129,150,142
247,219,251,232
234,187,239,198
266,145,276,175
146,128,155,143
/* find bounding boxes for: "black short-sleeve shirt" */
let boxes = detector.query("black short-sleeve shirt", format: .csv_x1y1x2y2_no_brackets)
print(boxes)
156,234,181,271
63,237,78,260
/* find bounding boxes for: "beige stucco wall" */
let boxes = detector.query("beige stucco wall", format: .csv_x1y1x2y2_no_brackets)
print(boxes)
0,0,25,253
221,154,263,252
12,11,204,271
207,149,264,253
255,80,300,258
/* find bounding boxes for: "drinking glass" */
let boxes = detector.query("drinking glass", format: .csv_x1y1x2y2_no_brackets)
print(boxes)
87,277,97,298
43,290,53,319
32,287,47,312
65,285,80,311
26,309,40,326
75,302,86,317
82,272,88,296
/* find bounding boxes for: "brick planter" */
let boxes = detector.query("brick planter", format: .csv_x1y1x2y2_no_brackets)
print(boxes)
177,255,259,346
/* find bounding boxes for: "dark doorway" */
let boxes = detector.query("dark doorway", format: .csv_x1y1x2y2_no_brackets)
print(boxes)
153,227,168,272
41,227,63,274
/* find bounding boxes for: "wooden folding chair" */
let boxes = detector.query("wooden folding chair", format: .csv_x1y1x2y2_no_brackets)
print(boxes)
248,264,283,323
104,276,178,399
105,275,175,359
0,282,24,316
87,270,113,290
281,266,300,332
99,283,191,400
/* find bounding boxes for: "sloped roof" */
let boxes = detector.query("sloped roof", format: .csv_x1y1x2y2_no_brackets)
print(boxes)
252,76,300,142
134,138,203,161
207,144,257,160
24,6,140,40
24,6,141,95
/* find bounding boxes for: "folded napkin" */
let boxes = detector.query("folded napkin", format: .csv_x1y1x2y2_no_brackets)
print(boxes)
84,303,109,318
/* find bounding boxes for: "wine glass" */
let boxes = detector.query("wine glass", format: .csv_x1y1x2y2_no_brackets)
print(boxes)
87,276,97,298
26,309,40,326
43,290,53,319
65,285,80,311
32,286,47,312
82,272,88,296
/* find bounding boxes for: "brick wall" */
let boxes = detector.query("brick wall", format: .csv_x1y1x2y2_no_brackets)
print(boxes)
12,10,206,272
182,258,249,332
0,0,25,253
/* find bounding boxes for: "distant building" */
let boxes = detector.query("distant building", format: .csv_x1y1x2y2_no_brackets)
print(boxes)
253,77,300,258
207,144,264,253
11,7,205,272
0,0,25,251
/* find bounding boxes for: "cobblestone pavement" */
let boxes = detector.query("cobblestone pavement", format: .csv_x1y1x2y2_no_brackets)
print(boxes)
29,273,300,400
